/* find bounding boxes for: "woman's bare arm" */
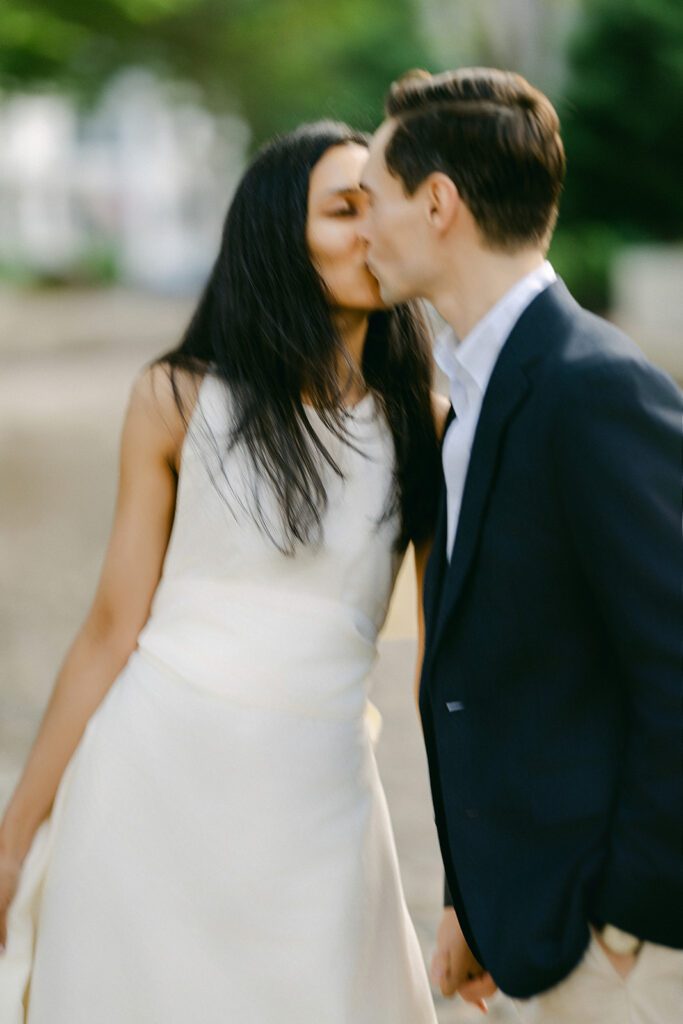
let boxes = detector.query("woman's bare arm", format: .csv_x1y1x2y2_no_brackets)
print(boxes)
0,366,196,877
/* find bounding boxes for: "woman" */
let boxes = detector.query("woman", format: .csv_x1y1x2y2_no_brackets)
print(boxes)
0,121,445,1022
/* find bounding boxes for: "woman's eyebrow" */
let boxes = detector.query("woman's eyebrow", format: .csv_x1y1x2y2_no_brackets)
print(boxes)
323,186,365,198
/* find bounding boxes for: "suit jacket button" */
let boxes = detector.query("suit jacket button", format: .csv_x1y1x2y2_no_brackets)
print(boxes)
446,700,465,713
465,808,479,819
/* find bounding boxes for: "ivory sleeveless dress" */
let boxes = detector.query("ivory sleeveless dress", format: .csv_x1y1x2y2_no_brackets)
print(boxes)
1,374,437,1024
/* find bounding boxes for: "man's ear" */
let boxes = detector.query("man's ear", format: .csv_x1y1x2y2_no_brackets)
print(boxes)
423,172,460,233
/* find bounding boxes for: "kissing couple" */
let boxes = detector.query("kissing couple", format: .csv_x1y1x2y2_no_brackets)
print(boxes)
1,67,681,1024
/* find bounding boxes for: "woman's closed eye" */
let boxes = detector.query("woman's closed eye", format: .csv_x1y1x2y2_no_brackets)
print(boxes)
328,191,368,218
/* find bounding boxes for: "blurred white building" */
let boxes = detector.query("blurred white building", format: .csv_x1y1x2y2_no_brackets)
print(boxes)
417,0,580,97
0,70,250,293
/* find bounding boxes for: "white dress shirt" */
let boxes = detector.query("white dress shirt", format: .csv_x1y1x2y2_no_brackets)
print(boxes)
435,261,557,560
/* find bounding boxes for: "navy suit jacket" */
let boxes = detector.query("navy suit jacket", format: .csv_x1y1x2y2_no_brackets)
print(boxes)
419,279,683,998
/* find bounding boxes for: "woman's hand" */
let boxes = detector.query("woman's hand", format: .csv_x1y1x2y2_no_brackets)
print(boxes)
0,836,23,952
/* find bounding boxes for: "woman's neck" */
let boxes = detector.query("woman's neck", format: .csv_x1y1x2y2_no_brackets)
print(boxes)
300,310,370,409
331,310,369,405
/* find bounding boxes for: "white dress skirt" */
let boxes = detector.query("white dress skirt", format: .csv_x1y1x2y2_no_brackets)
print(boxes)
1,375,437,1023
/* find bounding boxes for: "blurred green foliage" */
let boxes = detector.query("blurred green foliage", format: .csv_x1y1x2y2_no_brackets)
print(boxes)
561,0,682,239
0,0,429,143
0,244,119,288
2,0,681,309
548,223,648,313
554,0,683,307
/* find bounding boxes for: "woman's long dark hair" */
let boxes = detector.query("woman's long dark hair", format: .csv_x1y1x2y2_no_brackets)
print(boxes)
156,120,440,553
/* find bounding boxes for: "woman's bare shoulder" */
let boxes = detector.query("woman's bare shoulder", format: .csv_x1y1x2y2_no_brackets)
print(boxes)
128,362,205,469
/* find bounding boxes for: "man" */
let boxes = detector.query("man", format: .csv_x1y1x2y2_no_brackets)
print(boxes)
360,67,683,1022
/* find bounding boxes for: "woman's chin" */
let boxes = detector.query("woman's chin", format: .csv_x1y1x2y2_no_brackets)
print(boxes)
359,278,389,311
332,288,388,315
329,269,390,313
362,290,389,312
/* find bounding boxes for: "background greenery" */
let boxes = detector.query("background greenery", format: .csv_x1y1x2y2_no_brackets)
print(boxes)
1,0,681,309
551,0,683,308
0,0,430,139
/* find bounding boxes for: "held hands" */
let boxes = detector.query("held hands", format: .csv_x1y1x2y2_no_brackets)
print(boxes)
430,907,498,1013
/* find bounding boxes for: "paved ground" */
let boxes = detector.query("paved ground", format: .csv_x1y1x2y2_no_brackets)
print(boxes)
0,289,519,1020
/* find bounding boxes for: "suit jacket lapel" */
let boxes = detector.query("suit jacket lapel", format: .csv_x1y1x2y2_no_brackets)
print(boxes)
433,362,529,649
421,404,455,639
422,472,448,641
424,279,578,672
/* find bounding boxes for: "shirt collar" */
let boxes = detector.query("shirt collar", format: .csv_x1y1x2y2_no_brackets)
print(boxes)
434,260,556,394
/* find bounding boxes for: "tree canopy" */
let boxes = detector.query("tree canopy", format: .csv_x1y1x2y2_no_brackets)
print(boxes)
0,0,431,143
560,0,683,238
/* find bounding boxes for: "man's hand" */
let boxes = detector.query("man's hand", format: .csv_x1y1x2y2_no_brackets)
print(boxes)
430,907,498,1012
593,928,640,979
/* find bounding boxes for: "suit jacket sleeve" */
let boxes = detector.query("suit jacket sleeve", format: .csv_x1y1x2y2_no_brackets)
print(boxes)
553,351,683,944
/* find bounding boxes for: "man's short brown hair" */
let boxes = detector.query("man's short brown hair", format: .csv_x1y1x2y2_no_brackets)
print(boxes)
384,67,566,252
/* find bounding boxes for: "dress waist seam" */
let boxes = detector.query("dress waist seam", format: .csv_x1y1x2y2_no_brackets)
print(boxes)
131,647,371,724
